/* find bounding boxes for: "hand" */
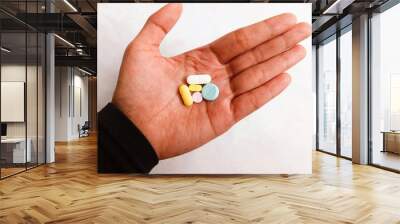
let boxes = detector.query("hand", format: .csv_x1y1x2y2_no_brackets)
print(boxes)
112,3,311,159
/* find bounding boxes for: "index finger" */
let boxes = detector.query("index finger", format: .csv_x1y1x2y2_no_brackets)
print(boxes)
209,13,297,64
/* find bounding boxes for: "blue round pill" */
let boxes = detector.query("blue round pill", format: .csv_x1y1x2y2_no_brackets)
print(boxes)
201,83,219,101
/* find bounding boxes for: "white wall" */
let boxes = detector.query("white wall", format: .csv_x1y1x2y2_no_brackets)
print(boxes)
71,73,89,138
55,67,69,141
1,65,26,138
1,65,41,138
54,67,89,141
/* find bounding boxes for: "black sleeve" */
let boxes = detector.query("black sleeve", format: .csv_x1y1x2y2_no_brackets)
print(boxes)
97,103,159,173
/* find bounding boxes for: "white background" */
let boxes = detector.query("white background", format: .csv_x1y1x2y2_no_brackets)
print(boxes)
98,3,312,174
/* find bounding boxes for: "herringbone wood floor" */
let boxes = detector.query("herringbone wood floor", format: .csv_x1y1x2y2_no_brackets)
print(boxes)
1,135,400,224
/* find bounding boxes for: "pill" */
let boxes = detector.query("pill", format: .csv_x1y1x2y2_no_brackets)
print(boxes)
201,83,219,101
187,74,211,85
189,84,202,92
178,84,193,106
192,92,203,103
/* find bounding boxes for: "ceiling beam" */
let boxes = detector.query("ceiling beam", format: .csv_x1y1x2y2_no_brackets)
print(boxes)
14,13,81,32
312,14,352,44
55,55,96,71
322,0,356,14
67,14,97,39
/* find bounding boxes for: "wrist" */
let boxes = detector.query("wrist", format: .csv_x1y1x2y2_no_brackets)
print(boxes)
111,97,164,159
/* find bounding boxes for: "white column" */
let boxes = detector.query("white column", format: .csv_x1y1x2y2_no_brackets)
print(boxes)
46,32,55,163
352,14,369,164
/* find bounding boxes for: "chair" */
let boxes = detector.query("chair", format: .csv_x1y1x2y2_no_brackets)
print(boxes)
78,121,90,138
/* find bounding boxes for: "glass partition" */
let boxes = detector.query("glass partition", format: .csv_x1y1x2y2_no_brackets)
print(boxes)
1,30,28,177
0,1,46,179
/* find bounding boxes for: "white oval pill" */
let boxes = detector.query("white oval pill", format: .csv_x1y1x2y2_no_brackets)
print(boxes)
187,74,211,85
192,92,203,103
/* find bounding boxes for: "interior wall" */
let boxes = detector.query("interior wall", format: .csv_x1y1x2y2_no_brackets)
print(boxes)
1,64,41,139
72,72,89,138
54,66,89,141
55,66,69,141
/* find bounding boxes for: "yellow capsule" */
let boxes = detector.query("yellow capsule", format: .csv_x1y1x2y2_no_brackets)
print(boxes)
178,84,193,106
188,84,202,92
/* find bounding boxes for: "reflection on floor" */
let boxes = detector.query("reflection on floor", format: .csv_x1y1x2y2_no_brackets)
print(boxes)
0,135,400,223
0,163,42,178
373,150,400,170
0,167,25,178
341,147,352,158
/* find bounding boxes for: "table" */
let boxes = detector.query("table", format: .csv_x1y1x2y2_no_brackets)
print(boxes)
382,131,400,154
1,138,31,163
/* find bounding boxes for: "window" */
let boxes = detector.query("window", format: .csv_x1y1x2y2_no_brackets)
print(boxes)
370,3,400,171
390,74,400,130
317,36,337,154
339,28,352,158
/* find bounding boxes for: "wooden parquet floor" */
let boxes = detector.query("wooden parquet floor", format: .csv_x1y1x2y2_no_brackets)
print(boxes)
1,135,400,223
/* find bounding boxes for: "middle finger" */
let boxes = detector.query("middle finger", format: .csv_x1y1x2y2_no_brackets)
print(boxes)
228,22,311,76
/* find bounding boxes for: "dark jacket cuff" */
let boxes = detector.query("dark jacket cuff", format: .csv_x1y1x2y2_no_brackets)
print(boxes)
97,103,159,173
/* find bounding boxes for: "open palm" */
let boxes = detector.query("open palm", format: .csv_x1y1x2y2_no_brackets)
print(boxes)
112,3,311,159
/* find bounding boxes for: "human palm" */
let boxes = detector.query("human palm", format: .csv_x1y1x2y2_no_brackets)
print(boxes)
112,3,311,159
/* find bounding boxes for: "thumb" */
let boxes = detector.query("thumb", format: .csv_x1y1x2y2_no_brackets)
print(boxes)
136,3,182,47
